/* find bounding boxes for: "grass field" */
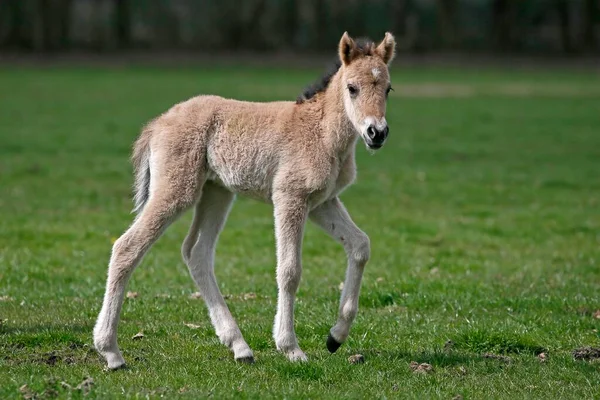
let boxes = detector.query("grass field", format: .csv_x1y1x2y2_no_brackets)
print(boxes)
1,63,599,399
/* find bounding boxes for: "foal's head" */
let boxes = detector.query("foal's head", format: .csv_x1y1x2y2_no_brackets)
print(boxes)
338,32,396,150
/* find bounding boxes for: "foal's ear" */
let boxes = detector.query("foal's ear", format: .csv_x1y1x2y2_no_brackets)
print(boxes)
375,32,396,65
339,32,357,66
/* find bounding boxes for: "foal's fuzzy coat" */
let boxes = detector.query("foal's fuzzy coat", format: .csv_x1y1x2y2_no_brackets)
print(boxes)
94,32,396,369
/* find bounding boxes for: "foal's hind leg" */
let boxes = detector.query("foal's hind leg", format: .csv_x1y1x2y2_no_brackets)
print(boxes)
309,197,370,353
182,182,254,362
94,190,200,369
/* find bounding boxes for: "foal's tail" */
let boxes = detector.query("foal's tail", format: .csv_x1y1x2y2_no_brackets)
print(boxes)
131,125,153,214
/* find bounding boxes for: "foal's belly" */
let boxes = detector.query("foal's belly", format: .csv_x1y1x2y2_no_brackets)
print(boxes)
207,167,346,208
206,147,276,202
206,168,273,202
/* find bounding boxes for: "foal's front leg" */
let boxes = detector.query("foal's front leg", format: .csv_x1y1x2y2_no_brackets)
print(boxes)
272,193,308,361
309,197,370,353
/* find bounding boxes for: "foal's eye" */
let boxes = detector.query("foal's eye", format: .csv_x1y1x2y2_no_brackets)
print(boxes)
347,84,359,97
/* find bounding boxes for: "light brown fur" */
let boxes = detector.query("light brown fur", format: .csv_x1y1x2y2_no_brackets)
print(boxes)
94,32,396,368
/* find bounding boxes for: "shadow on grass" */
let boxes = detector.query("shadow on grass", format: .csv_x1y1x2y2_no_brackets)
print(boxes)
0,324,92,349
451,328,546,355
358,349,479,367
1,326,101,368
0,322,92,333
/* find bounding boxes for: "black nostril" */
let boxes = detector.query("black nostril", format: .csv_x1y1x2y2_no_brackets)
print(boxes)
375,128,385,141
367,125,388,143
367,126,376,139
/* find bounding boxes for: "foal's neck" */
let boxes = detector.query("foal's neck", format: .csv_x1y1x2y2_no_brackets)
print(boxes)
319,72,358,157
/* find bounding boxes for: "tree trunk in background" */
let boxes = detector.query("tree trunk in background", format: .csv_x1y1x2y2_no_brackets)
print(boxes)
2,0,29,48
437,0,458,49
114,0,131,48
219,0,242,49
353,0,368,39
34,0,51,51
57,0,73,50
152,0,181,49
582,0,598,51
390,0,408,37
90,0,107,50
556,0,573,53
246,0,267,49
314,0,328,50
33,0,72,51
282,0,298,47
491,0,514,51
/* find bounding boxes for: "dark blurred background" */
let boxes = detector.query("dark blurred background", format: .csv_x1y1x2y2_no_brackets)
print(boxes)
0,0,598,56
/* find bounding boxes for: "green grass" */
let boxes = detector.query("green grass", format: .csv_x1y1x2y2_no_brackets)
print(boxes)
1,64,600,399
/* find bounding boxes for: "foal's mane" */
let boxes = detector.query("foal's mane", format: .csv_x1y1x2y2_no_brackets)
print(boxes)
296,38,377,105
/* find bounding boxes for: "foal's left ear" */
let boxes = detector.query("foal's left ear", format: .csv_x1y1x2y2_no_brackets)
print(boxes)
375,32,396,65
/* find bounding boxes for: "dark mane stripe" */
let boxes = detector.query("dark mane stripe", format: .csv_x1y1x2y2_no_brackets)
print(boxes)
296,60,341,104
296,38,376,104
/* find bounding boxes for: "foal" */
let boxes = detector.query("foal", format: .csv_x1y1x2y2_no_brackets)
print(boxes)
94,32,395,369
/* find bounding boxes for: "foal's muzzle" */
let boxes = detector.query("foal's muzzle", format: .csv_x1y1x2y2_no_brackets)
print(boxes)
365,125,389,149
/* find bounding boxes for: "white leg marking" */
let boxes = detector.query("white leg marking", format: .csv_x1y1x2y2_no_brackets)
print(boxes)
309,197,370,345
184,183,253,361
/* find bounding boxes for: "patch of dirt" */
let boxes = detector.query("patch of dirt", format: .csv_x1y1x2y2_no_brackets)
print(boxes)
19,384,34,399
575,306,590,315
189,292,202,299
4,343,96,369
572,347,600,361
132,332,144,340
482,353,512,363
242,293,257,300
348,354,365,364
179,386,189,394
19,377,91,399
44,352,60,366
221,292,262,301
410,361,433,373
126,291,138,299
76,377,94,395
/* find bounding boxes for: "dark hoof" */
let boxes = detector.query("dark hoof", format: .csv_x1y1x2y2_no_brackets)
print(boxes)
326,334,342,353
235,356,255,364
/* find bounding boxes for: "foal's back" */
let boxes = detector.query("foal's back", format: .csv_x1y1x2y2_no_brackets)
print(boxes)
148,95,330,201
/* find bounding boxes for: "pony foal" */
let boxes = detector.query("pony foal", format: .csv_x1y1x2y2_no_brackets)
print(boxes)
94,31,396,369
